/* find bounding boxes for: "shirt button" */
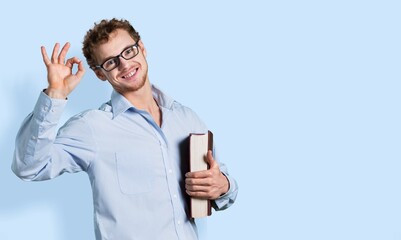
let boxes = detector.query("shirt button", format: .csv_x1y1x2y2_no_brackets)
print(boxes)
168,169,172,174
173,194,177,198
177,220,181,225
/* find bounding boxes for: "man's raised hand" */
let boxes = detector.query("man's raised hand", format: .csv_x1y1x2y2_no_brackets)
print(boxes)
41,42,85,99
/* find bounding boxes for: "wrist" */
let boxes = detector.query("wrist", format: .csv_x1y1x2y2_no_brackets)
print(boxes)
219,173,230,196
44,88,68,99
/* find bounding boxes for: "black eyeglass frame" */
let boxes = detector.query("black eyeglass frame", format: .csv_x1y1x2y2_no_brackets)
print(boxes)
94,41,140,72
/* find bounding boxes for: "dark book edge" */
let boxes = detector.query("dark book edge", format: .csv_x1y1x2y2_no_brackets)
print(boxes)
207,130,213,216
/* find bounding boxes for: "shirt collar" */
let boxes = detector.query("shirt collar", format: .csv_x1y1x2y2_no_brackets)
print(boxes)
110,84,175,119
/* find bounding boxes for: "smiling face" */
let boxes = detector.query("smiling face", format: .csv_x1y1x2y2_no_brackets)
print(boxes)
93,29,149,95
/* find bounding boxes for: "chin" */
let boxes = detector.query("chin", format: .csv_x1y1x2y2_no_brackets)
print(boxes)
128,76,147,92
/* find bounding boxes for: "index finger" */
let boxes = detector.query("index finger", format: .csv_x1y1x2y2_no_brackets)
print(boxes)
185,169,212,179
58,42,71,64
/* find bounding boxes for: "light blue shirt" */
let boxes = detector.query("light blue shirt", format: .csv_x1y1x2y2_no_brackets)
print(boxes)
12,85,238,240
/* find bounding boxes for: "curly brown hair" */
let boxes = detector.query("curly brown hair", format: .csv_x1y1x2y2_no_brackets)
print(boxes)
82,18,140,69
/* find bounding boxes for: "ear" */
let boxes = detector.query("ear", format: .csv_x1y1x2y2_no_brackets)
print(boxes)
93,68,108,81
138,40,147,58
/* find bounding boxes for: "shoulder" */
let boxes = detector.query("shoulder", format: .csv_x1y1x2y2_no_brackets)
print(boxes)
152,85,208,131
171,101,200,119
170,101,208,132
62,107,111,128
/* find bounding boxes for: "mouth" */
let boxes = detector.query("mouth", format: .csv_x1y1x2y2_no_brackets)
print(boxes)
121,67,139,80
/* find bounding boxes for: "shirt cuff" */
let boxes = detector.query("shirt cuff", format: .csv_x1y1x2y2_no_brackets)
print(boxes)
33,91,67,122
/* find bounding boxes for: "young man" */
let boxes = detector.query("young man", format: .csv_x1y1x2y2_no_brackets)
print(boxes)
12,18,238,239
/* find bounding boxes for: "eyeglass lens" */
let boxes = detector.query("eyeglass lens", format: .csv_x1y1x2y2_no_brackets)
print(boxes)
101,44,139,71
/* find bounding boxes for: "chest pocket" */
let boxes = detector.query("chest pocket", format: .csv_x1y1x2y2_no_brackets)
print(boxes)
115,151,156,195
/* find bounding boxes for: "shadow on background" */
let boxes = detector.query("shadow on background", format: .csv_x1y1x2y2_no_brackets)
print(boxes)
0,50,110,239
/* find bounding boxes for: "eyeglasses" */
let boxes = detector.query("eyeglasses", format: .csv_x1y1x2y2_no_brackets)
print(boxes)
94,42,140,72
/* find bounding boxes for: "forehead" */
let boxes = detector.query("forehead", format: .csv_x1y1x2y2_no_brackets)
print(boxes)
94,29,136,61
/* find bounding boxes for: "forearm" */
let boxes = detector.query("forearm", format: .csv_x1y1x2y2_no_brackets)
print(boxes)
12,91,67,180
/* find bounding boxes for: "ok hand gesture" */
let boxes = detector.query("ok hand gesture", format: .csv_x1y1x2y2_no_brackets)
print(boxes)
41,42,85,99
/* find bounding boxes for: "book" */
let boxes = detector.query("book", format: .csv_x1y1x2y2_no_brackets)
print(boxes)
188,130,213,218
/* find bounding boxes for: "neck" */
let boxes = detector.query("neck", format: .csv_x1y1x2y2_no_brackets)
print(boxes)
122,80,162,126
126,82,154,109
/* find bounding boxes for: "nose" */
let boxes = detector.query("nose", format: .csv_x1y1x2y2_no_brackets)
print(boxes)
117,55,130,70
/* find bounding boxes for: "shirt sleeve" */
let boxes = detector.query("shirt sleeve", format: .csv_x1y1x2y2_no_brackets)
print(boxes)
12,91,95,181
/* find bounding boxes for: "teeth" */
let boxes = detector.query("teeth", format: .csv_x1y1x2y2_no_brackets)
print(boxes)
124,69,137,78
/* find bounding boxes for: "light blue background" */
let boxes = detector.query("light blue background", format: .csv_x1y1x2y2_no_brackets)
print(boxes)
1,0,401,239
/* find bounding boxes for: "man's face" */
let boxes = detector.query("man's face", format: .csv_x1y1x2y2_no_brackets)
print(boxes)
93,29,148,95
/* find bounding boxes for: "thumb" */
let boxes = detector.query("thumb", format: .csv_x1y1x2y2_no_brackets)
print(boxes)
206,150,218,169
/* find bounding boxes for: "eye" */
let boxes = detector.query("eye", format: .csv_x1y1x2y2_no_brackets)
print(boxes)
124,48,133,56
104,58,117,67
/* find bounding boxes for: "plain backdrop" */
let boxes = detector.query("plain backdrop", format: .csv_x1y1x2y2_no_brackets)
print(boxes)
1,0,401,239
